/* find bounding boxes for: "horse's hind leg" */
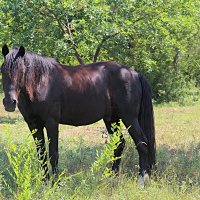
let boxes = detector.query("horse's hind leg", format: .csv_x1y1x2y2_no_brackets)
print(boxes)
103,117,125,173
122,118,150,179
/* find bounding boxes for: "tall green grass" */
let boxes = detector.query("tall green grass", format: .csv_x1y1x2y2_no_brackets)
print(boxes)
0,124,124,199
0,103,200,199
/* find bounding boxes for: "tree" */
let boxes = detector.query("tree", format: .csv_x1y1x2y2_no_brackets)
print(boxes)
0,0,200,102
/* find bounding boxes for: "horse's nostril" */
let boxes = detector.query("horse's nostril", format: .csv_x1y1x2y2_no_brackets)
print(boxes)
12,99,17,105
3,98,6,105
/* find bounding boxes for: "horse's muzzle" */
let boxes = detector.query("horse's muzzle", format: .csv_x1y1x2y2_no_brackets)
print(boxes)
3,98,17,112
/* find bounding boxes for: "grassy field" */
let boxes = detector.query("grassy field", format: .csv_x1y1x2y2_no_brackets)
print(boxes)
0,93,199,199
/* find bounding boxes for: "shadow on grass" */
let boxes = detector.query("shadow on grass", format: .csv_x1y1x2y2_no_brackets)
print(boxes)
59,141,105,175
0,116,20,124
0,139,104,178
0,137,199,190
0,139,105,198
156,143,200,180
121,141,200,184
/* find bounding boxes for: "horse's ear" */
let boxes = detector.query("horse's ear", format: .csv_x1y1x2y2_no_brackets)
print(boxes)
18,46,25,57
2,44,9,57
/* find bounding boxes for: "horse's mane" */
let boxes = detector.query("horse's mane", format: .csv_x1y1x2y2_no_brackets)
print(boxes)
4,47,58,100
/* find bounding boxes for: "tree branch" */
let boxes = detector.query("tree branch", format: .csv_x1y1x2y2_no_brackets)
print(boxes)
92,15,151,63
173,47,180,69
27,0,84,65
93,33,119,62
41,3,84,64
64,18,84,65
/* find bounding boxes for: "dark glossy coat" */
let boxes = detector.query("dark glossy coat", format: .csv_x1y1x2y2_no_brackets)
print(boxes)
1,45,156,179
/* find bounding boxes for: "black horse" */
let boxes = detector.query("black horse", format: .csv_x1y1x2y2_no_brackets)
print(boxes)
1,45,156,183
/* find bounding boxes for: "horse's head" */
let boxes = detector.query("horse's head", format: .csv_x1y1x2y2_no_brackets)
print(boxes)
1,45,25,112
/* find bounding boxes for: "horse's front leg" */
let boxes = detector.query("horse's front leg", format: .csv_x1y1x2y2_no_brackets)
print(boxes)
45,118,59,175
27,122,49,180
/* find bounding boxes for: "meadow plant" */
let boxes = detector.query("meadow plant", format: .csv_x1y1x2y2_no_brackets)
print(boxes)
1,112,199,200
1,127,64,200
0,123,123,199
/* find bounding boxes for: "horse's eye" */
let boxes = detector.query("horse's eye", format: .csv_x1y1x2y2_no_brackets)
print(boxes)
1,66,4,73
1,64,9,74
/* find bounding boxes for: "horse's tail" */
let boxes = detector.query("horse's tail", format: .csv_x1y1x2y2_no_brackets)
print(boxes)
138,73,156,169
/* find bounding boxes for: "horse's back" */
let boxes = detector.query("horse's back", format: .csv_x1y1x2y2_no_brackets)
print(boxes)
58,62,111,125
51,61,142,125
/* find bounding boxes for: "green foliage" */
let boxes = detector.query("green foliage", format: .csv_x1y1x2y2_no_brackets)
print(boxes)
0,0,199,102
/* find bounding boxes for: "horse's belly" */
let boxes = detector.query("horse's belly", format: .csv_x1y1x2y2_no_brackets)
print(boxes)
60,113,102,126
59,106,104,126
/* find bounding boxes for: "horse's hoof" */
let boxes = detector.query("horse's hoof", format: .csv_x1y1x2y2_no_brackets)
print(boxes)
42,173,50,183
144,173,150,185
138,175,145,188
138,173,150,188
